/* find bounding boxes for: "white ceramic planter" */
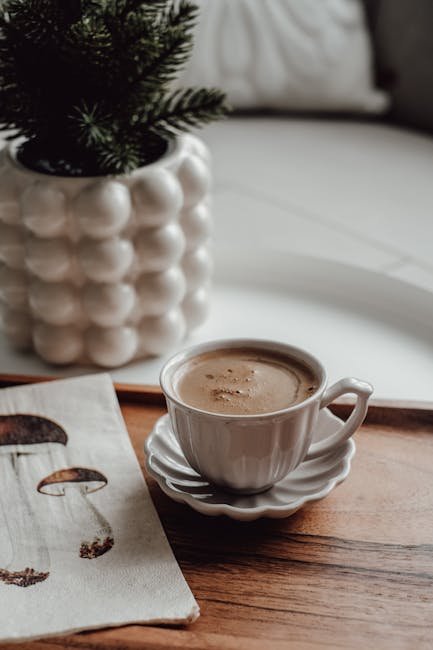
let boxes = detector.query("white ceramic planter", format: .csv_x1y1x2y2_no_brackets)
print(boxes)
0,134,212,367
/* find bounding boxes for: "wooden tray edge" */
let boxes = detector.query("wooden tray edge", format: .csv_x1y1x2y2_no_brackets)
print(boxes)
0,373,166,406
1,373,433,426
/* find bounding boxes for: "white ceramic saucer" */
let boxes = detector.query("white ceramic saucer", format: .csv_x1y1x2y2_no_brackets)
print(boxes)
145,409,355,522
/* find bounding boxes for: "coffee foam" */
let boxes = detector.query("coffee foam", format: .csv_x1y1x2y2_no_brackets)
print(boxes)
173,347,318,415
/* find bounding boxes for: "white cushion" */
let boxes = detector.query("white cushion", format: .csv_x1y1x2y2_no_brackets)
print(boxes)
179,0,387,112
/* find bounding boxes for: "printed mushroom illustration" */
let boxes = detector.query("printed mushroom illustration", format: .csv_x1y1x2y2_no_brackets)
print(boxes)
37,467,114,559
0,414,67,587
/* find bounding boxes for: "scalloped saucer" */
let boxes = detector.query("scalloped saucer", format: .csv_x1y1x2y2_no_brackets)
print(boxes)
145,409,355,521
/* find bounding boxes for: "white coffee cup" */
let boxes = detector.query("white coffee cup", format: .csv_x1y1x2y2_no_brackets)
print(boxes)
160,338,373,494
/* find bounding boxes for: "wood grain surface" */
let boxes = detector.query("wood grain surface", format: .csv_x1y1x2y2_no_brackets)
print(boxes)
0,378,433,650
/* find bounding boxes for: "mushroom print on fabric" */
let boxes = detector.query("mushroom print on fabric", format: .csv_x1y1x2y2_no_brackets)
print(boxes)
37,468,114,559
0,415,67,587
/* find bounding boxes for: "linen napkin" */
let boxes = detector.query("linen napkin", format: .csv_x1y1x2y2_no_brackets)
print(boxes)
0,374,199,642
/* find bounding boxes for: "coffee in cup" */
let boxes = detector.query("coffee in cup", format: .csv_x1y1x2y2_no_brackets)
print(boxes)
173,347,319,415
160,339,373,494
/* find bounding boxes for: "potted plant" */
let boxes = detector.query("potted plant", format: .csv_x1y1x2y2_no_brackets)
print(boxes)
0,0,228,367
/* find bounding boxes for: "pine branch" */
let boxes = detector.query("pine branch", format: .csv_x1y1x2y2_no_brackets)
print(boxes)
160,0,197,30
114,0,166,21
95,140,141,174
125,4,197,95
0,0,229,175
70,102,114,148
145,88,229,136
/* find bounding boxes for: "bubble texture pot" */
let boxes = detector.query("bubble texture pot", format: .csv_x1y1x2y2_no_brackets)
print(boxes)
0,135,212,367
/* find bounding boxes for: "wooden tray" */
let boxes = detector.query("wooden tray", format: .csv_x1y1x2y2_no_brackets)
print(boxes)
1,374,433,650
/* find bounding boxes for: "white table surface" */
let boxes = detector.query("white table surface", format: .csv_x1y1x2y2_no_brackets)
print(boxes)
1,248,433,403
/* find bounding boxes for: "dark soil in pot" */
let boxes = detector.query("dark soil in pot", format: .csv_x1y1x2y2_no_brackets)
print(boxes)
16,134,168,177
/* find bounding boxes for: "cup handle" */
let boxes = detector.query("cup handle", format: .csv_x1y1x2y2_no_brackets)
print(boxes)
304,378,373,461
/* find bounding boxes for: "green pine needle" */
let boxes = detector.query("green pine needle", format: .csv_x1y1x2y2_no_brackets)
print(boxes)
146,88,230,136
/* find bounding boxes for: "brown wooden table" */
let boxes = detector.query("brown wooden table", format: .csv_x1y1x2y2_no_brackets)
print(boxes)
1,376,433,650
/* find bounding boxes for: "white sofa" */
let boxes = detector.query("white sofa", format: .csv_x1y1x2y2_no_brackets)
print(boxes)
202,116,433,291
